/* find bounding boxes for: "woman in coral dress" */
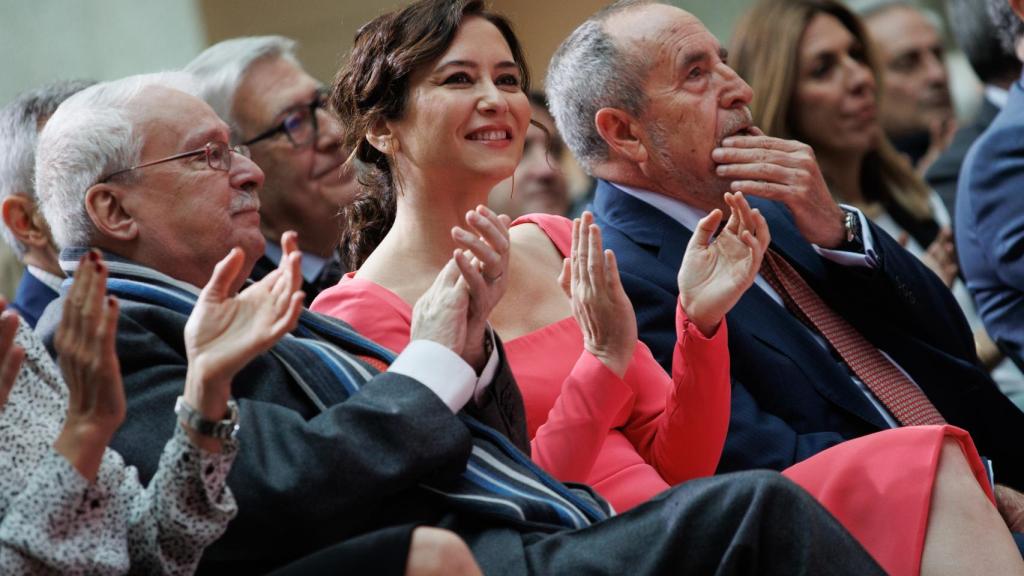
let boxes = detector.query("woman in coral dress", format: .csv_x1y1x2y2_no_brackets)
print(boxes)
313,1,1021,573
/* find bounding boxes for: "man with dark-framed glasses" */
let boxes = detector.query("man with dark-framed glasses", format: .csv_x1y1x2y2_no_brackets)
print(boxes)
186,36,353,304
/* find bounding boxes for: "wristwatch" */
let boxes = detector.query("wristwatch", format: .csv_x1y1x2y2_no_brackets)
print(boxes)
175,396,240,441
838,208,864,252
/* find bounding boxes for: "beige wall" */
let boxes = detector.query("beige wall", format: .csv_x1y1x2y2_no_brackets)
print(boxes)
199,0,608,87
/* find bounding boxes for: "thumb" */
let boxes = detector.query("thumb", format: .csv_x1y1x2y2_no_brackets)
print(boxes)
202,248,244,302
692,209,724,248
557,257,571,298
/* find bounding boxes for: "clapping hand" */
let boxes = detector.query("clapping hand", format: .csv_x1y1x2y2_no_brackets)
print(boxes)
53,251,125,481
450,205,511,371
0,301,25,409
558,212,636,378
678,192,770,337
411,258,471,358
182,232,304,448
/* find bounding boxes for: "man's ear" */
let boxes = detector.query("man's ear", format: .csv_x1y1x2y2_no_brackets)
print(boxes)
1,195,53,248
1011,0,1024,23
1010,0,1024,60
365,117,397,155
595,107,648,164
85,183,137,242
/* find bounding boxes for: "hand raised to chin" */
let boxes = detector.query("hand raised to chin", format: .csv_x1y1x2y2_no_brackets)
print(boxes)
712,128,845,249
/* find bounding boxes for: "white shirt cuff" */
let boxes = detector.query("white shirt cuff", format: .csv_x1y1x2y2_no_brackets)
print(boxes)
387,331,499,413
813,205,879,268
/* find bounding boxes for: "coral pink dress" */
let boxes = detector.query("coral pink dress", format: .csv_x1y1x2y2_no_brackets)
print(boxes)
312,214,995,576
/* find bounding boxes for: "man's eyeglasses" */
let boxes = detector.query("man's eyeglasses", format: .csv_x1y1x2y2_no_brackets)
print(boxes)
242,88,328,149
100,141,251,183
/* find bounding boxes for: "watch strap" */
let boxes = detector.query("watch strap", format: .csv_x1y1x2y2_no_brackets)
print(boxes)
175,396,239,440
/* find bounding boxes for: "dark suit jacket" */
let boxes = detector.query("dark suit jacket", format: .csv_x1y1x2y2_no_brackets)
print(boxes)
958,78,1024,374
9,268,58,328
250,253,331,307
37,282,532,574
927,96,1001,220
593,179,1024,489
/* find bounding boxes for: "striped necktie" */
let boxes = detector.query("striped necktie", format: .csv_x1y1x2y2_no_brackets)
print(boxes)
760,249,946,426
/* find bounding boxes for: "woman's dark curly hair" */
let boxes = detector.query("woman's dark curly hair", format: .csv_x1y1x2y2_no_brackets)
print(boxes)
331,0,530,270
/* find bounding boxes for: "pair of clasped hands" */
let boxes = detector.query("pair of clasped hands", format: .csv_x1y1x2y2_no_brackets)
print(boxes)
0,234,307,479
412,192,770,381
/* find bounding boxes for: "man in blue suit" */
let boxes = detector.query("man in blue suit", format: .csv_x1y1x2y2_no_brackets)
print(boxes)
547,0,1024,502
0,80,92,327
958,0,1024,374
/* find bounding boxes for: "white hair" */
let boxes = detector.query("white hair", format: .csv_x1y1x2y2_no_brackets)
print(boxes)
35,71,200,249
0,80,93,258
546,1,652,173
185,36,299,137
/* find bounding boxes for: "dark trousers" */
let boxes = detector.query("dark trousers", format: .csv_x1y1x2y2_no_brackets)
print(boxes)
267,524,414,576
521,470,884,576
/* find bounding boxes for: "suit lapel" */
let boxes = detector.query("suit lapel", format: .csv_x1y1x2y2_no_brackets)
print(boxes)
596,182,888,429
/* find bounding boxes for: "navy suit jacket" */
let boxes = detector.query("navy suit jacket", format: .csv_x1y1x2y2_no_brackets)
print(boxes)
9,268,58,328
958,78,1024,373
593,179,1024,489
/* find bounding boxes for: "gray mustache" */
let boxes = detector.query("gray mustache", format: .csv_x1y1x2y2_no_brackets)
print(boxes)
230,192,260,213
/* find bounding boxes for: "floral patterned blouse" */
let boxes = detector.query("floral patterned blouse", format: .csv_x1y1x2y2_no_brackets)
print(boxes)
0,319,238,574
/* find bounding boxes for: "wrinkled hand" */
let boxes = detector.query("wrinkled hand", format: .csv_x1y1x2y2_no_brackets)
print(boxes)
451,205,510,371
0,301,24,409
557,212,636,378
411,258,471,359
679,193,769,337
713,128,845,248
995,484,1024,532
920,227,957,288
184,232,304,427
53,251,125,480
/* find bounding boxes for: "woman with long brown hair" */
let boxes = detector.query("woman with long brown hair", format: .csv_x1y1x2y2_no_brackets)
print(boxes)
730,0,1018,380
312,1,1023,574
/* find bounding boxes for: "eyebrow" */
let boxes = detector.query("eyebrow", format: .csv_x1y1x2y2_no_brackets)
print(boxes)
434,59,519,73
680,46,728,70
184,127,227,151
274,86,323,119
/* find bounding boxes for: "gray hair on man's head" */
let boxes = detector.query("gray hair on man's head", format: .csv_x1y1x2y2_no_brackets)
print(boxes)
185,36,298,137
0,79,94,258
35,71,200,250
546,0,654,173
986,0,1024,56
846,0,946,34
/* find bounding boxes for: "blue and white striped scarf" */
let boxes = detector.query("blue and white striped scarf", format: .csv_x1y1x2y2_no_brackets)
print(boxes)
60,249,611,532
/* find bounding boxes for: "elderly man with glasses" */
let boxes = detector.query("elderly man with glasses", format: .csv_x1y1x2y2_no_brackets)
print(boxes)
186,37,353,304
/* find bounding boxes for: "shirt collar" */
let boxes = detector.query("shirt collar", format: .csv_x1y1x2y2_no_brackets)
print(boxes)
263,242,335,283
611,182,708,230
26,265,64,293
986,84,1009,109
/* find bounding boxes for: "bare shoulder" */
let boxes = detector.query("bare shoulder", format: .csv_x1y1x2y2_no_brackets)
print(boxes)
510,223,564,277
